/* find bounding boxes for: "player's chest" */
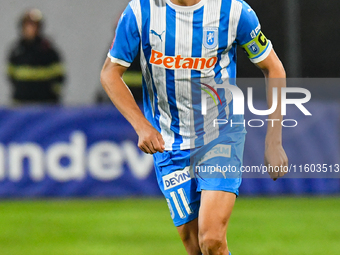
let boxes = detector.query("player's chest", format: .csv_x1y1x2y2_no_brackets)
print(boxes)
146,16,229,70
147,16,228,52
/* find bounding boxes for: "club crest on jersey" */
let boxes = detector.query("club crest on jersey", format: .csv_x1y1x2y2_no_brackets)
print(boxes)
203,27,218,49
247,42,260,55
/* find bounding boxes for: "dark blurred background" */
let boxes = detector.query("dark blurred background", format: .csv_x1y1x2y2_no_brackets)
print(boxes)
238,0,340,78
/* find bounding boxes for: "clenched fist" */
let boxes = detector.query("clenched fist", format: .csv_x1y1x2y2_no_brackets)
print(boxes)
264,143,288,181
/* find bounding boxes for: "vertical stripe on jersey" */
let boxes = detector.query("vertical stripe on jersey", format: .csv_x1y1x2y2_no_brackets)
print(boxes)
223,0,243,119
212,0,236,130
226,0,242,78
202,0,223,145
219,0,242,80
129,0,142,34
226,48,237,78
216,0,232,132
165,5,183,150
191,7,204,148
130,1,158,125
150,0,175,148
175,11,194,150
130,0,157,127
214,0,231,80
202,0,222,77
139,0,162,131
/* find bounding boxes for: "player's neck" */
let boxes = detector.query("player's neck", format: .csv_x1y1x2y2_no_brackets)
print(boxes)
169,0,201,6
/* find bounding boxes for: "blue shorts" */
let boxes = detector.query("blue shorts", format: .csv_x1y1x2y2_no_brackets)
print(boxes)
153,131,246,227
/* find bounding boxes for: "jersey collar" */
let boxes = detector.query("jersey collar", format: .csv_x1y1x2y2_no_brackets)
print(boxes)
165,0,207,12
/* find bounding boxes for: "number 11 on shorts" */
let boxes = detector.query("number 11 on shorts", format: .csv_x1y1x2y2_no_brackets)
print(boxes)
169,188,193,219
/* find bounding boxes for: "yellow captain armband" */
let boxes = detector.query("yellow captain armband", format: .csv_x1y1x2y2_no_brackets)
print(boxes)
241,31,272,63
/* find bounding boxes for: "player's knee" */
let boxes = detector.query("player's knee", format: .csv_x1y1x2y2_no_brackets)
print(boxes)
179,229,192,244
199,232,224,254
178,228,201,255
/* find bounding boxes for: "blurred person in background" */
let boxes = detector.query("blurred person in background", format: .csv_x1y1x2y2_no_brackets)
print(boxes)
7,8,65,105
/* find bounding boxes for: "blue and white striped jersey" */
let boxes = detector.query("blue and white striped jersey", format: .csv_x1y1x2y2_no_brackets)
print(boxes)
108,0,272,150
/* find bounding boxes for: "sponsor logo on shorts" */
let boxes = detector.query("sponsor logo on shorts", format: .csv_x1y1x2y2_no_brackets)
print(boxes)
163,167,191,190
198,144,232,165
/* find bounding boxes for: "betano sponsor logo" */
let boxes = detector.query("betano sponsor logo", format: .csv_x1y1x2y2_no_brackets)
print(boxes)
150,49,218,70
163,167,191,190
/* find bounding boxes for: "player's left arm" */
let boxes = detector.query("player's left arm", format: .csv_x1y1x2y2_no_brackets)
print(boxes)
236,2,288,180
256,49,288,180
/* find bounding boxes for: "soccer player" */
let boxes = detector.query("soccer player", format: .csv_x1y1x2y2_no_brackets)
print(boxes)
101,0,288,254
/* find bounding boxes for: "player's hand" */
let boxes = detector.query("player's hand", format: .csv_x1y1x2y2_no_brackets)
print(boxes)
135,122,165,154
264,142,288,181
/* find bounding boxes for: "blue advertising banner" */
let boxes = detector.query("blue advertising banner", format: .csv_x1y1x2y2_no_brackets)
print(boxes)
0,105,161,198
0,103,339,198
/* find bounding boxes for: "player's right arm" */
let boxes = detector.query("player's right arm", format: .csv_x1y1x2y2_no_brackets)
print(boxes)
101,59,164,154
100,4,164,154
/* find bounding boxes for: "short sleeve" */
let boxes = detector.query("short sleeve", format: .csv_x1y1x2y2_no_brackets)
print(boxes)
236,1,272,63
108,4,140,67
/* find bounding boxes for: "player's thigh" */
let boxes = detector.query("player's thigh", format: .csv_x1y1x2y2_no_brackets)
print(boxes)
199,190,236,238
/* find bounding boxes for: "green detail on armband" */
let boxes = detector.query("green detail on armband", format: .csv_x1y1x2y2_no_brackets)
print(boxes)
241,31,269,59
